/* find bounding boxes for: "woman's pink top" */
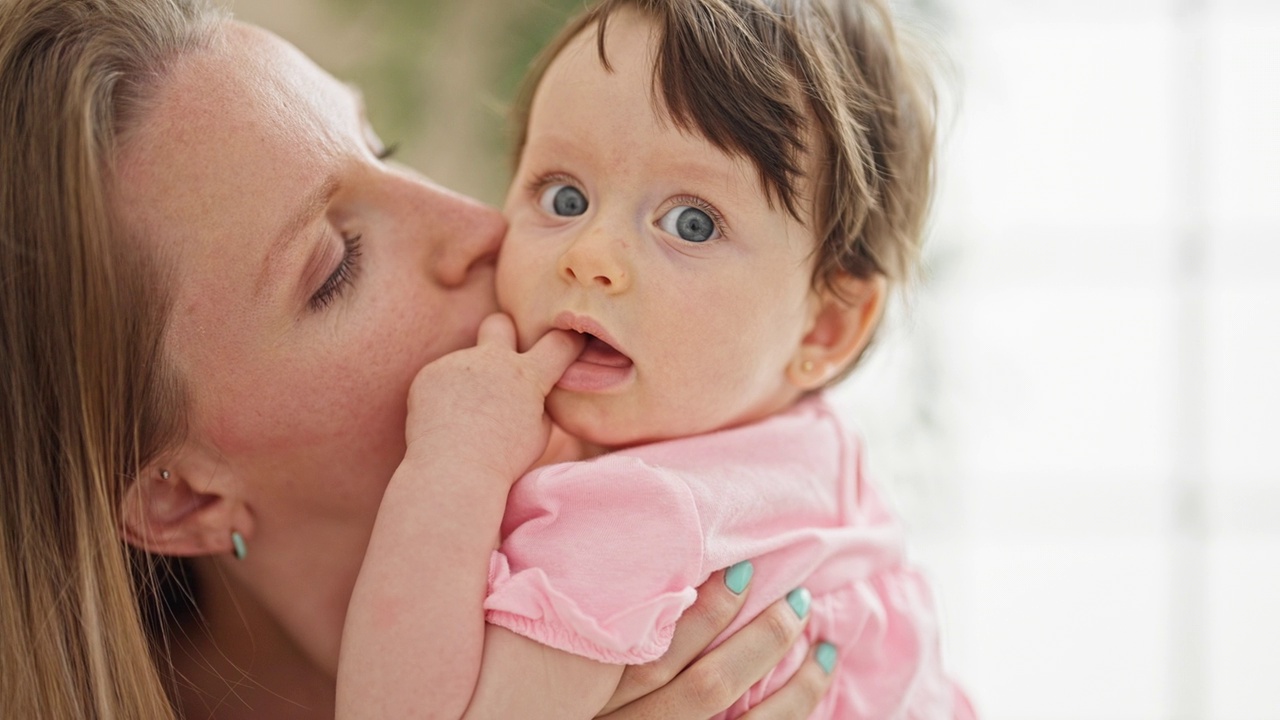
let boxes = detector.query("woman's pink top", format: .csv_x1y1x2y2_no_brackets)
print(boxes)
485,395,974,718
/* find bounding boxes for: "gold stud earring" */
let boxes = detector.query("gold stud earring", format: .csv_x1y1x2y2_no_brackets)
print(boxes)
801,360,815,374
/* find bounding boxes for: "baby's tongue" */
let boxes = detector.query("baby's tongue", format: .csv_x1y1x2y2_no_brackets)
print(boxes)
578,334,632,368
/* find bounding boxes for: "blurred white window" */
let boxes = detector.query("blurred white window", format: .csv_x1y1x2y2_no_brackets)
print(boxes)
836,1,1280,718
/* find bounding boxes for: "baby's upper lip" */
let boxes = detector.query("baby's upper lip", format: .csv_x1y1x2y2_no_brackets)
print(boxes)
552,311,628,357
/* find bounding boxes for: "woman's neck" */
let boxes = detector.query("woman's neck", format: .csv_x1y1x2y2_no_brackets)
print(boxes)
171,557,335,720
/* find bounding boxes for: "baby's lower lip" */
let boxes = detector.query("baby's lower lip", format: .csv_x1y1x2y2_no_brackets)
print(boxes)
556,335,633,392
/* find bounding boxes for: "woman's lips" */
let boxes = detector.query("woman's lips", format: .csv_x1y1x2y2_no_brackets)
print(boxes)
557,333,634,392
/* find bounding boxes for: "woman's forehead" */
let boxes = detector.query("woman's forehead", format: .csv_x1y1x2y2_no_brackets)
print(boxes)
135,22,352,153
113,22,357,263
106,20,374,372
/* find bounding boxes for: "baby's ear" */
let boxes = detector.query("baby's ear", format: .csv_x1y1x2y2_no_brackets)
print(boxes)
120,445,251,558
787,273,887,390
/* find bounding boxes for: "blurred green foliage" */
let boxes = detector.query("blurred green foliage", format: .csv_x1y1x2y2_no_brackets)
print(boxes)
314,0,584,198
316,0,445,144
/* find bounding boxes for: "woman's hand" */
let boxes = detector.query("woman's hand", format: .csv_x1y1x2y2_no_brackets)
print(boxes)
597,566,835,719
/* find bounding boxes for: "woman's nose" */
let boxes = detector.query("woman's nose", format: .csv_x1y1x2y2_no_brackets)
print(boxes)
558,227,630,293
423,183,505,287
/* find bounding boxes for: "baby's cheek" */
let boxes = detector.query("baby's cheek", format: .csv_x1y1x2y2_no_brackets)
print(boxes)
493,230,531,306
494,266,540,345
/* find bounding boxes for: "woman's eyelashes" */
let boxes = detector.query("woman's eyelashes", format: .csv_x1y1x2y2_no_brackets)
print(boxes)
309,234,364,312
375,142,399,161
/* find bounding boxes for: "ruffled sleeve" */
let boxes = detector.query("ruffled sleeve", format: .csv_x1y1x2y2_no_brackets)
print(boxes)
484,456,705,664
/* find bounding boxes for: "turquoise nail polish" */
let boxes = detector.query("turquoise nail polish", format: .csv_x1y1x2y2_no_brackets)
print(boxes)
816,642,838,674
787,587,811,619
724,561,754,595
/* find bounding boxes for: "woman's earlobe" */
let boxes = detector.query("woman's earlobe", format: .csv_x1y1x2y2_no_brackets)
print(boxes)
786,273,887,390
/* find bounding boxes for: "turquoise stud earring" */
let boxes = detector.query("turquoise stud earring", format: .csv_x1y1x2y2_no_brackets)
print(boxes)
230,530,247,561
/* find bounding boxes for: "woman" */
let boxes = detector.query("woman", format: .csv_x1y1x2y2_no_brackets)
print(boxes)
0,0,833,717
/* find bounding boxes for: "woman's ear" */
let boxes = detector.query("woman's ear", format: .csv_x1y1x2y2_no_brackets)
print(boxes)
120,445,251,558
787,273,887,390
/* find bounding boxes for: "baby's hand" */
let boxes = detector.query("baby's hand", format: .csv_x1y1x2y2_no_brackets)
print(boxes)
405,313,584,482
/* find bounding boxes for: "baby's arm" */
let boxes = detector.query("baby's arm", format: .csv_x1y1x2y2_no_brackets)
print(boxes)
466,573,833,719
337,315,583,719
463,626,625,718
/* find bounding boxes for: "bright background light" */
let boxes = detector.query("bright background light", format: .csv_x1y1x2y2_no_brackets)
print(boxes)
836,1,1280,717
235,0,1280,717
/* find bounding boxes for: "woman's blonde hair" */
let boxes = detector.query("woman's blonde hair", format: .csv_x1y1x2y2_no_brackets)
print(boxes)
0,0,221,716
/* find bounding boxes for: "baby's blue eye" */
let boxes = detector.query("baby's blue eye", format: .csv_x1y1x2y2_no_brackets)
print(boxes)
659,206,718,243
539,184,588,217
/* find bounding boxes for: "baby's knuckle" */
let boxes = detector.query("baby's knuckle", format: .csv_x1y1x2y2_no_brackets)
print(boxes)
516,363,542,387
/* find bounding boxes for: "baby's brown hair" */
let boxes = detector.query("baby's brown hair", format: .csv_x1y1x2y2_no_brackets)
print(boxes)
513,0,937,300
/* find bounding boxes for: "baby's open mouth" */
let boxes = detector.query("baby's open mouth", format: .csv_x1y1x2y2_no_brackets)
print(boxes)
555,328,636,393
577,333,632,368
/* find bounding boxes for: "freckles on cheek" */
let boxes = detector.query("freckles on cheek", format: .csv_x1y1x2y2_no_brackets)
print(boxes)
202,353,406,460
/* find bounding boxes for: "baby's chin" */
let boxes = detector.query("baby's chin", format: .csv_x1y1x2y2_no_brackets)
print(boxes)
546,391,663,453
546,388,754,454
547,383,805,455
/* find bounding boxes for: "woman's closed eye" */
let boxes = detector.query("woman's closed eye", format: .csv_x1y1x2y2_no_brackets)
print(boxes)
309,233,363,311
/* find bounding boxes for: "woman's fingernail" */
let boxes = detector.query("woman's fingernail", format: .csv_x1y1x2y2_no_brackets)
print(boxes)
816,641,838,674
724,561,754,595
787,587,811,619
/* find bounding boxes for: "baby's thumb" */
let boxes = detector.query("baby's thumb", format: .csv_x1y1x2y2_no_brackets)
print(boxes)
524,329,585,393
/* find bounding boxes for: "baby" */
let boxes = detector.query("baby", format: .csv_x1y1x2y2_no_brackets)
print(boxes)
342,0,972,717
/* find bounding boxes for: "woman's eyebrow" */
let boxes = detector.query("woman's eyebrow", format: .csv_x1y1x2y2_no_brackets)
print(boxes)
255,173,341,299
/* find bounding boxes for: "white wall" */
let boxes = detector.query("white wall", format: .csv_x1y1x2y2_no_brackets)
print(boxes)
836,1,1280,718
